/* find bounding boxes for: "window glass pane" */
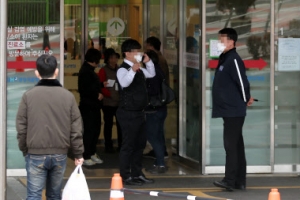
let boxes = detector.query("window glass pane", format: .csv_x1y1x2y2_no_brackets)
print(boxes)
205,0,271,166
149,0,160,38
7,0,61,169
180,0,201,161
161,0,179,157
87,2,128,57
274,0,300,165
64,2,82,60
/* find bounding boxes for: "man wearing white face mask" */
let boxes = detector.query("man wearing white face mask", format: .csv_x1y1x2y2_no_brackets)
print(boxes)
116,39,156,186
212,28,254,191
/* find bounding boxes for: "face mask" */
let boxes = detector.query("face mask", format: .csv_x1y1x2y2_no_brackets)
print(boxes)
134,53,143,62
217,42,226,53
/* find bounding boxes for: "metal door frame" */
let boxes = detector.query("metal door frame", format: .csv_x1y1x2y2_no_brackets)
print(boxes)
149,0,275,174
202,0,275,174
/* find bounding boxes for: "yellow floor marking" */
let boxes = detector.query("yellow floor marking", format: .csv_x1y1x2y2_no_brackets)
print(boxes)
188,190,226,199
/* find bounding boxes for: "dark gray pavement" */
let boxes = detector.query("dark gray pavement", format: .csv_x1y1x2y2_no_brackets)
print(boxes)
7,148,300,200
7,174,300,200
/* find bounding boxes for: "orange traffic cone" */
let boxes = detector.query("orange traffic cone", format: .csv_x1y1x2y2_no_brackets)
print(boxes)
268,188,281,200
110,173,124,200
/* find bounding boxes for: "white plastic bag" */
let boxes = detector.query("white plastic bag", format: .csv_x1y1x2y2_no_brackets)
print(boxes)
62,165,91,200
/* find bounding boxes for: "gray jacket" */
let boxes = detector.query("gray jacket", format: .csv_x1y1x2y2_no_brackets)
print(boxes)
16,79,84,158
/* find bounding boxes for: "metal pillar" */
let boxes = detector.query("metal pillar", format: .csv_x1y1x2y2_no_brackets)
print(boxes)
0,0,8,199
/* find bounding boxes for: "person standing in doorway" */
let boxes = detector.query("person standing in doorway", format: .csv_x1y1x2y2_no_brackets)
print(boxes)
98,48,122,153
117,39,155,186
212,28,254,191
78,48,104,166
144,50,168,174
16,55,84,200
143,36,169,159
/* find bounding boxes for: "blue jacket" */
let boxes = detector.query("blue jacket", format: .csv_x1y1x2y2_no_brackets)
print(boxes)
212,48,251,118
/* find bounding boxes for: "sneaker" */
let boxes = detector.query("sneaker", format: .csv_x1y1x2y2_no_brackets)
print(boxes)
83,159,96,166
91,154,103,164
143,150,155,159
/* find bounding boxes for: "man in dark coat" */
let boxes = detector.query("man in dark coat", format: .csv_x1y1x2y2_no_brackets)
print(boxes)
212,28,254,191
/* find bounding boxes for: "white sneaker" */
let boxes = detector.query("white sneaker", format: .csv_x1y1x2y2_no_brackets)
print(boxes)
83,159,96,166
91,154,103,164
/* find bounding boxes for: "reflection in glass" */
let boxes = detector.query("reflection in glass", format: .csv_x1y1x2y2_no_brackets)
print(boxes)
7,0,61,168
184,1,200,161
163,1,179,157
148,0,179,157
206,0,271,166
274,0,300,165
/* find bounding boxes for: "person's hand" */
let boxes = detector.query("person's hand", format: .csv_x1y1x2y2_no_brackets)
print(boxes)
247,97,254,106
98,93,104,100
132,63,141,72
103,81,108,87
75,158,84,165
142,53,150,63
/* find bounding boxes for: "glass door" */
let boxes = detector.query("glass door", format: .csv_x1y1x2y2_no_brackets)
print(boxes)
274,0,300,173
63,0,135,103
87,0,131,56
180,0,202,162
145,0,179,158
64,0,83,104
7,0,63,171
63,0,139,143
204,0,271,174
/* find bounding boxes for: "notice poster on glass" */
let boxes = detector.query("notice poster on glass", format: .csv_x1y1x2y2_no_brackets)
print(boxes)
209,39,222,58
6,25,59,70
278,38,300,71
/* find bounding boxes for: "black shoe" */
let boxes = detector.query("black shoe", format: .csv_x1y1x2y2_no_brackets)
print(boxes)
148,166,166,174
213,180,234,191
235,184,246,190
143,150,156,159
123,177,143,186
164,152,169,159
133,175,154,184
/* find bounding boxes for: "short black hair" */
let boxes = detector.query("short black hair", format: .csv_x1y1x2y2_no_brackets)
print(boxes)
36,54,57,78
121,39,141,58
218,28,238,45
145,50,159,65
146,36,161,51
84,48,101,64
104,48,117,64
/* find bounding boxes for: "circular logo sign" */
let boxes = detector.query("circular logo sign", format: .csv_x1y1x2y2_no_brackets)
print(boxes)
107,17,125,36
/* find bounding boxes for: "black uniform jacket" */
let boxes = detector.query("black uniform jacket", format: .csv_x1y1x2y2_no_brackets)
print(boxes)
212,48,251,118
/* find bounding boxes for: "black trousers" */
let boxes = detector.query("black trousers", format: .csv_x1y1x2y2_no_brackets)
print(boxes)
79,105,101,160
222,116,246,186
116,108,147,179
102,106,122,150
